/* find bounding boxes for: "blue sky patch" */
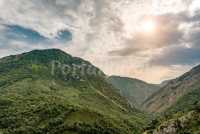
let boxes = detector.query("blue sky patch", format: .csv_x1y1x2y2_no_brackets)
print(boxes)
5,25,48,44
56,30,72,43
3,25,72,44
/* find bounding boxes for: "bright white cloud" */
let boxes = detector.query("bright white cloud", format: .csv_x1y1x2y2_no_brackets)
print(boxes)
0,0,79,38
189,0,200,15
152,0,191,15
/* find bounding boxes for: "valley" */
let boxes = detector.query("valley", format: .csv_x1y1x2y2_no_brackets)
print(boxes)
0,49,200,134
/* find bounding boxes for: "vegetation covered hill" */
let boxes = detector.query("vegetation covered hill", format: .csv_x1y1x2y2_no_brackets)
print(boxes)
3,49,200,134
0,49,147,134
144,88,200,134
107,76,159,108
144,107,200,134
143,65,200,134
142,64,200,113
167,88,200,114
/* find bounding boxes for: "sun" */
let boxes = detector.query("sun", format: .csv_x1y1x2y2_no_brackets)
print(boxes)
141,19,157,33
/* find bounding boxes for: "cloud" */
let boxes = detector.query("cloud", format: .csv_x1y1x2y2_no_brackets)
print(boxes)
0,0,79,38
0,0,125,58
109,12,191,56
148,39,200,68
0,24,72,59
149,45,200,66
0,24,72,50
0,0,200,83
148,10,200,67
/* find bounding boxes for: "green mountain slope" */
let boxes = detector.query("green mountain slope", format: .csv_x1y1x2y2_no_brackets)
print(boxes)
143,65,200,134
107,76,159,108
144,88,200,134
0,49,147,134
143,64,200,113
167,88,200,114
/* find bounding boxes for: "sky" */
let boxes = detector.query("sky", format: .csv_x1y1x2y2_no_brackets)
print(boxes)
0,0,200,83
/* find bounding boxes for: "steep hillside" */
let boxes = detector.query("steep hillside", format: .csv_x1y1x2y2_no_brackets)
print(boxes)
143,65,200,113
107,76,159,108
160,79,173,87
167,87,200,113
0,49,147,134
143,65,200,134
144,87,200,133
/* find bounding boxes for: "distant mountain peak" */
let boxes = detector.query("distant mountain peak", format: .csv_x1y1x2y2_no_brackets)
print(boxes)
21,48,72,61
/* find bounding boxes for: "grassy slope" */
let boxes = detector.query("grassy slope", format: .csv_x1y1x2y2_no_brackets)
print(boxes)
0,49,148,134
167,88,200,113
107,76,159,108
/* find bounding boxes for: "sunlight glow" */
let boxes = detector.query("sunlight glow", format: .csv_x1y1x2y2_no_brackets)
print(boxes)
141,19,157,33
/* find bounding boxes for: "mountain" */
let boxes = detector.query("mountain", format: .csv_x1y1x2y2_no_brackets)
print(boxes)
159,79,172,87
142,65,200,134
144,87,200,134
144,106,200,134
0,49,147,134
107,76,160,109
143,64,200,113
